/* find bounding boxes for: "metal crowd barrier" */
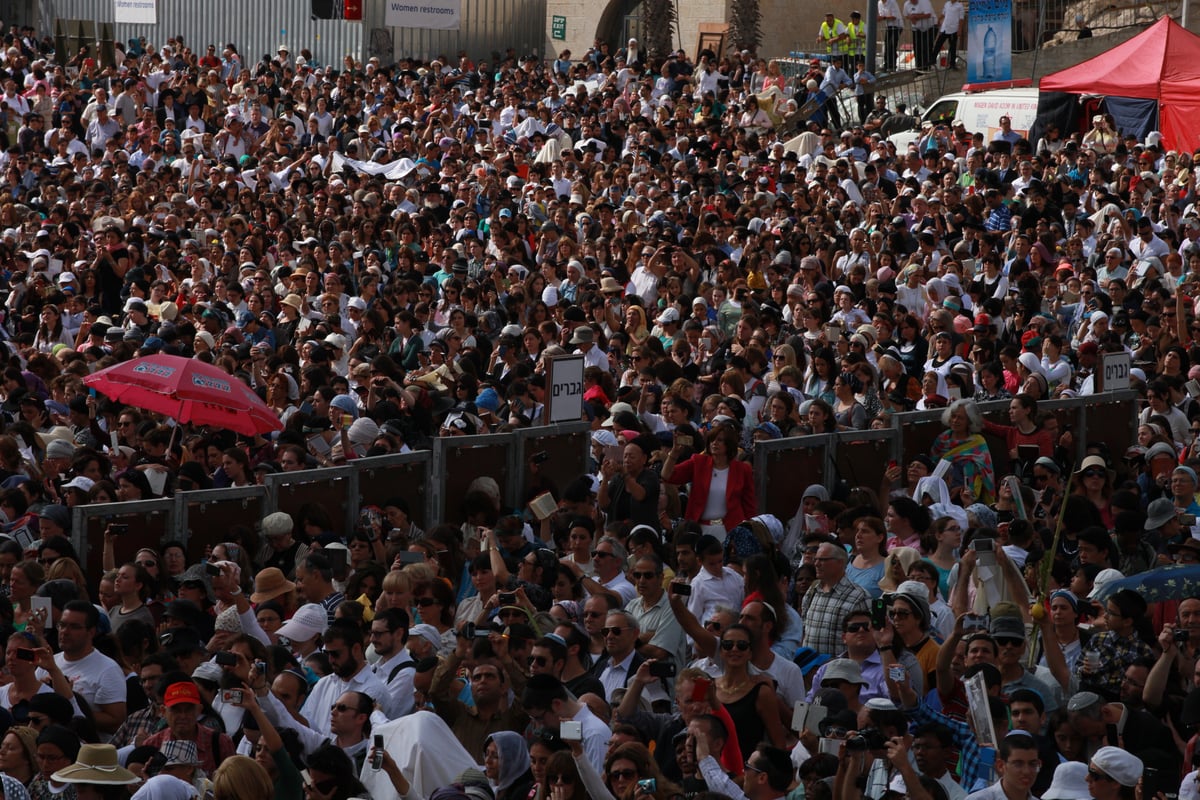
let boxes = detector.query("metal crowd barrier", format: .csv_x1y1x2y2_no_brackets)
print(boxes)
70,421,591,576
753,389,1138,521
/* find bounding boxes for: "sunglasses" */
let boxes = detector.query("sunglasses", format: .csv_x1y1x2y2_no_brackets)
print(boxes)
547,773,575,784
720,639,751,651
306,778,338,794
631,571,659,580
845,622,872,633
601,627,628,636
1087,768,1114,782
592,551,618,559
703,621,723,631
609,769,637,780
1082,468,1105,478
888,609,912,620
330,703,361,713
415,597,441,606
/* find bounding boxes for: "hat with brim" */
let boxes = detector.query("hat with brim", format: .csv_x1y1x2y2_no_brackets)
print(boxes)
1041,762,1090,800
1073,454,1110,478
250,567,296,603
160,740,201,768
52,744,140,785
1146,497,1178,530
1169,538,1200,558
820,658,868,687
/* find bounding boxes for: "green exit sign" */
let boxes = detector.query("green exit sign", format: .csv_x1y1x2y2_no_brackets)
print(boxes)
552,15,566,39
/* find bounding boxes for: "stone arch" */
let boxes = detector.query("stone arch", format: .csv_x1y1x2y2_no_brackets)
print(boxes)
594,0,643,52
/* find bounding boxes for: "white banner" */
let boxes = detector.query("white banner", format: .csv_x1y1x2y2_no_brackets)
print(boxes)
114,0,157,24
384,0,462,29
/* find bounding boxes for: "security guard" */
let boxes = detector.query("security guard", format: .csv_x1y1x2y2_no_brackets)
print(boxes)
845,10,868,69
817,12,848,66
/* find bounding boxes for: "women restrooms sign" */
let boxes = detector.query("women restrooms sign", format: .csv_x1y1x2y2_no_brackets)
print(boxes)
384,0,462,29
114,0,157,24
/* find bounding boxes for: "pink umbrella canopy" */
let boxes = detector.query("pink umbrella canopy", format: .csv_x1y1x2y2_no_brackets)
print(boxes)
83,355,282,436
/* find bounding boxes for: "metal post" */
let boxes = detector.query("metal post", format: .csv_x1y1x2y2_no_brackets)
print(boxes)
867,0,879,72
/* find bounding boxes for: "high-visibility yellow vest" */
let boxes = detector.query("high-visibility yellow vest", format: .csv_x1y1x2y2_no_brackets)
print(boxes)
820,19,844,54
846,21,867,55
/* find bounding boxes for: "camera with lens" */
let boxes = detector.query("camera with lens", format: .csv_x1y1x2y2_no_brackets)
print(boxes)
845,728,887,751
1176,628,1191,645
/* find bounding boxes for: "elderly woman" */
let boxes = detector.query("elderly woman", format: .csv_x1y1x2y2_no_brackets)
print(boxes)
930,399,995,504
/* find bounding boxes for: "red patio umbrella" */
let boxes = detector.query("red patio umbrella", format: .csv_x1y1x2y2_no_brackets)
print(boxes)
83,355,282,436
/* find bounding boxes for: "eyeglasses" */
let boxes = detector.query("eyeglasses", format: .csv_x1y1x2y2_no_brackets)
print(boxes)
745,760,763,773
703,620,723,631
609,769,637,781
1082,468,1105,478
1087,768,1114,782
720,639,751,652
601,627,629,636
632,571,658,580
416,597,441,606
547,773,575,784
528,655,549,667
330,703,361,713
845,622,872,633
592,551,618,559
888,609,912,620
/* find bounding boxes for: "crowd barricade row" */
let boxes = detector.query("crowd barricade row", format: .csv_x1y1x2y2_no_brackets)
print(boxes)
753,390,1139,520
68,399,1133,591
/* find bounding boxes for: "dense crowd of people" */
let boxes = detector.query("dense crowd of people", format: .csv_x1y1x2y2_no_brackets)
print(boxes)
0,14,1198,800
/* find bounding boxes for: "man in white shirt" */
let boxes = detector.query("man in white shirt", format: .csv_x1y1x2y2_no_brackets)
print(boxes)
521,674,611,773
369,608,416,718
934,0,965,69
51,601,127,737
570,325,609,370
686,534,745,622
904,0,938,69
299,620,400,734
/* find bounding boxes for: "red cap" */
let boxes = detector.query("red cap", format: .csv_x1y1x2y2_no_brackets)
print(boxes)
974,313,991,326
163,681,201,707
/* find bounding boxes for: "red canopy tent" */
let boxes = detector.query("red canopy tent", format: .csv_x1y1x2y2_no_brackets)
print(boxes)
1040,17,1200,151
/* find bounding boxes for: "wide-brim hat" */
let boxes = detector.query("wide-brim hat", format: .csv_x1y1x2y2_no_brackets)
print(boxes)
250,567,296,604
52,744,140,785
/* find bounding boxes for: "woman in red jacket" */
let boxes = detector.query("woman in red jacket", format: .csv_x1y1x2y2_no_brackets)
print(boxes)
661,423,757,541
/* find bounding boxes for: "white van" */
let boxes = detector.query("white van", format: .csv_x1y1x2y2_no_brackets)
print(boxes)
889,87,1040,149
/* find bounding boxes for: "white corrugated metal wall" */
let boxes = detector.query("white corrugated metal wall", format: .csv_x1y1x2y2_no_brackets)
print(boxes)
361,0,547,65
36,0,547,68
39,0,364,69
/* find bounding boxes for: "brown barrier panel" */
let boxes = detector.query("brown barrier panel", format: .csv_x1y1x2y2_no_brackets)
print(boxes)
980,407,1013,477
359,462,429,530
275,474,352,536
181,495,268,565
834,438,892,496
83,506,170,594
442,443,511,525
1084,398,1134,465
516,430,588,509
900,418,947,472
761,444,824,520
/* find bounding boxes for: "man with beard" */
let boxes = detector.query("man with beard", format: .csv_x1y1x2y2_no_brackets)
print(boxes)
299,620,400,734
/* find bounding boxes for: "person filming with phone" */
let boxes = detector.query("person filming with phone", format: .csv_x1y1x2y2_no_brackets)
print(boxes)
662,423,755,542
